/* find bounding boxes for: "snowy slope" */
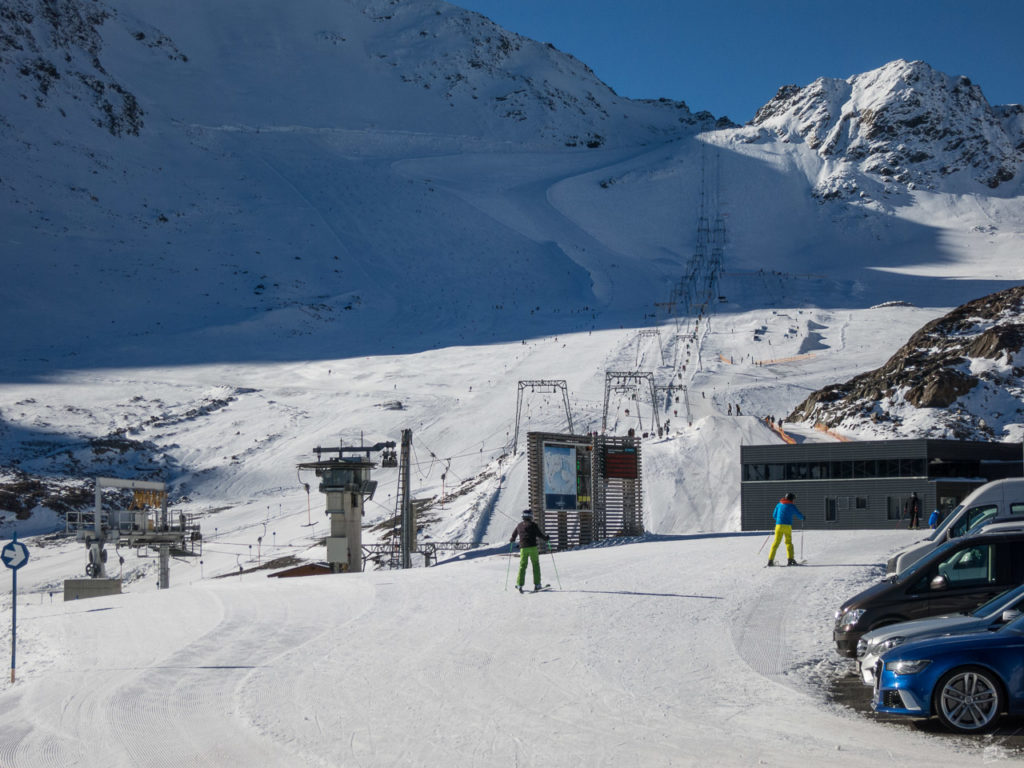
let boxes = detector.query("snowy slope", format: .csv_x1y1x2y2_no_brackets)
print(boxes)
3,526,1019,767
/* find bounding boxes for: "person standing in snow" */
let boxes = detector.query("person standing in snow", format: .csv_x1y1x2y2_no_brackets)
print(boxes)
904,492,922,529
929,508,941,529
767,492,804,567
510,509,550,592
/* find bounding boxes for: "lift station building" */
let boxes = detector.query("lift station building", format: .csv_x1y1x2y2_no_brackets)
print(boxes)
740,438,1023,530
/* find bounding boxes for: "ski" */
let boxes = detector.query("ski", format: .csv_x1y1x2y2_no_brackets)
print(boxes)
518,583,552,592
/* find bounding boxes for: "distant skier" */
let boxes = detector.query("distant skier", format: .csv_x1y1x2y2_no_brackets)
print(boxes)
929,508,941,529
510,509,550,593
767,492,804,567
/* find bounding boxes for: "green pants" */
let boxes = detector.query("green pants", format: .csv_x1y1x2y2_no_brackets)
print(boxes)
768,524,794,560
517,546,542,587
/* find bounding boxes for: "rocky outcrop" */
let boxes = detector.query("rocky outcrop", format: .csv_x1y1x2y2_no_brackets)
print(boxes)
789,286,1024,439
0,0,145,136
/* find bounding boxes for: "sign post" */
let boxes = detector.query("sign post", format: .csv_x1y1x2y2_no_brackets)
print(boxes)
2,534,29,683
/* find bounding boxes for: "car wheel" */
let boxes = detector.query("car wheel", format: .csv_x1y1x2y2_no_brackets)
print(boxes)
934,666,1004,733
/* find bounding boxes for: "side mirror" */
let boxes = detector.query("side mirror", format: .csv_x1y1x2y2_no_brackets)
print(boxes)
1002,609,1022,623
930,574,949,591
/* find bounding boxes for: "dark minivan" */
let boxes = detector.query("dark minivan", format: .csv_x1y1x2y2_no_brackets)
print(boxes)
834,526,1024,657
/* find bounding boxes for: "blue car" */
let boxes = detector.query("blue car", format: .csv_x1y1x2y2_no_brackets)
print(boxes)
872,611,1024,732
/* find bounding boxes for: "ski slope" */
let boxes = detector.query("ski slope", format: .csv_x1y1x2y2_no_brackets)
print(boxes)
2,527,1017,767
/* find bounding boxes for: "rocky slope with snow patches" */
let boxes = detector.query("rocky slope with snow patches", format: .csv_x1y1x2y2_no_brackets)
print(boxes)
744,59,1024,200
788,286,1024,440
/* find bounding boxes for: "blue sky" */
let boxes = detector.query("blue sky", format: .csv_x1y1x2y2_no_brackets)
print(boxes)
454,0,1024,123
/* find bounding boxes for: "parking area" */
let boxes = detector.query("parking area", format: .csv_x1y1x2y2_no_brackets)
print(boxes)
829,669,1024,748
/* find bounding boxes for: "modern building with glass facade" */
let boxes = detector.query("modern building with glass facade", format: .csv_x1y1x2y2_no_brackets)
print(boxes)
740,439,1023,530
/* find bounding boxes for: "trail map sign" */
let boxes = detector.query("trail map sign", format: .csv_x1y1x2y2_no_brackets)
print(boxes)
543,444,577,510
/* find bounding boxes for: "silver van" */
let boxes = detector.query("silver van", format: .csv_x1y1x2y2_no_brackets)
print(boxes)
886,478,1024,575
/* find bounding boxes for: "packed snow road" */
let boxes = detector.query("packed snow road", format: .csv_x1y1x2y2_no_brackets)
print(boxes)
0,529,1019,766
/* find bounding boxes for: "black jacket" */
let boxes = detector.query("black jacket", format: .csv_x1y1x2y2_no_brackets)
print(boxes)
511,520,549,548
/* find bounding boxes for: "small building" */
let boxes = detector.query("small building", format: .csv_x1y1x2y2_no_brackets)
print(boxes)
740,439,1023,530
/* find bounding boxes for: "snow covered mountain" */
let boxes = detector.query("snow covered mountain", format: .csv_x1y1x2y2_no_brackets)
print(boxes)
747,58,1024,200
3,7,1024,761
0,0,1022,534
1,0,1021,376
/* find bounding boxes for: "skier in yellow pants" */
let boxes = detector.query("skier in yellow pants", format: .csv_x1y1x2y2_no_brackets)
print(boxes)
768,492,804,566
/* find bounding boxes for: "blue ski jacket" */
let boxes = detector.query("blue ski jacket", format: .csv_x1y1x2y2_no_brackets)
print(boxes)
772,499,804,526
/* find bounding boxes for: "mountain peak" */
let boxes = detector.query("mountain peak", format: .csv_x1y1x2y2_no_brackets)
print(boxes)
748,58,1023,197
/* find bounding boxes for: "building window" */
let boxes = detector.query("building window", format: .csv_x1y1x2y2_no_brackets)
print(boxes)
887,496,904,521
854,460,877,478
825,498,837,522
901,458,926,477
831,461,853,479
856,497,868,509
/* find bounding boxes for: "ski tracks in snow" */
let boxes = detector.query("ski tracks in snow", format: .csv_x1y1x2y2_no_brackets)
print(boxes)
730,536,840,691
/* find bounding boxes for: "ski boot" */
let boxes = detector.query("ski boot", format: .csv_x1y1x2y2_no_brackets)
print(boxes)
767,560,774,567
787,558,798,566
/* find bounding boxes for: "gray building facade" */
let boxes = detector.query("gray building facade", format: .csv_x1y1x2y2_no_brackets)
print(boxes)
740,439,1023,530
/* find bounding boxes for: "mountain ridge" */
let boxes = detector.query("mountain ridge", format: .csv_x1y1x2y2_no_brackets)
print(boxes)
0,0,1021,376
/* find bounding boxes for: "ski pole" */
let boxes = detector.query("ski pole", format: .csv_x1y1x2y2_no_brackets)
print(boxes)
505,542,514,590
757,531,772,554
548,543,562,589
800,518,804,561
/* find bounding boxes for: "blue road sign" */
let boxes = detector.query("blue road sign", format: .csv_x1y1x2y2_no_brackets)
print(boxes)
1,540,28,570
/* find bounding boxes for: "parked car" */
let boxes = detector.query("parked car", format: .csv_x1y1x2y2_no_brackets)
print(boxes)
872,611,1024,732
834,526,1024,657
856,582,1024,685
887,478,1024,575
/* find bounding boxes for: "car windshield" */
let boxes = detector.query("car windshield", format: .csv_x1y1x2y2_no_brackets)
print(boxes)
895,538,958,582
973,584,1024,617
928,504,963,541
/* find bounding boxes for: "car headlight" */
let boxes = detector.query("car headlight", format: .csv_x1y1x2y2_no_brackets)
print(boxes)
879,636,905,653
884,658,931,675
836,608,866,630
865,636,905,656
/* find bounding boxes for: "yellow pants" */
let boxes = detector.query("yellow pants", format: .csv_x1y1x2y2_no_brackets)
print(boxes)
768,524,794,561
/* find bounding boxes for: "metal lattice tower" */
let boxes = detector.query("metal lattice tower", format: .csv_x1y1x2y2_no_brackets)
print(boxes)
601,371,661,434
634,329,666,368
512,380,574,454
655,383,693,427
397,429,414,569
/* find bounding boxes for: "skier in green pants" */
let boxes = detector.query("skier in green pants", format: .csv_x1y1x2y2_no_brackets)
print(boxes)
510,509,550,592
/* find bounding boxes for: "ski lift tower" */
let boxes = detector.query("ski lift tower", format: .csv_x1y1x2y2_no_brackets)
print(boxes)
297,440,394,573
65,476,201,599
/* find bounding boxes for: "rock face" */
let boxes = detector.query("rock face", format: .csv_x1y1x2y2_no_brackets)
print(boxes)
789,286,1024,439
749,59,1024,198
0,0,148,136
